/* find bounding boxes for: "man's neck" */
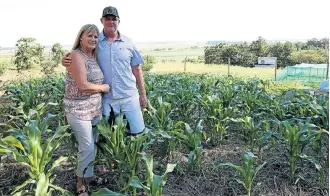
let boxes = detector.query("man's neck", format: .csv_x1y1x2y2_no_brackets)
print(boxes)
104,30,119,41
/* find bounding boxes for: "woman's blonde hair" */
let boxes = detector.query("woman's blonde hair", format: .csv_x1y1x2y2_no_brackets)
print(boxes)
72,24,99,58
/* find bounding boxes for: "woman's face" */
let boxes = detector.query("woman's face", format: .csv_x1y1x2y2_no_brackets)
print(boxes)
80,30,98,50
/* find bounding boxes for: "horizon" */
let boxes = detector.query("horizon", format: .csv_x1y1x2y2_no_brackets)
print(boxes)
1,37,325,50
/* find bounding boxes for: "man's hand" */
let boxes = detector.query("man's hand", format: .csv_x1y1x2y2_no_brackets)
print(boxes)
101,84,110,93
139,94,147,109
62,53,72,67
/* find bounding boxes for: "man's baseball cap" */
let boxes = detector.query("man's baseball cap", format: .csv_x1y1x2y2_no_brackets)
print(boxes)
102,6,119,18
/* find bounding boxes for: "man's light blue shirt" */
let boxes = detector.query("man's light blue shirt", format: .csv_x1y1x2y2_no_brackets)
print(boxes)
98,31,144,99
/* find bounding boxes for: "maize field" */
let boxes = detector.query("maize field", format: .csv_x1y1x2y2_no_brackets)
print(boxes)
0,73,328,196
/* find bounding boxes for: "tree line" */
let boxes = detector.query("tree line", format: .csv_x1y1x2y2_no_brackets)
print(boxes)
7,37,156,74
11,37,66,74
204,37,329,67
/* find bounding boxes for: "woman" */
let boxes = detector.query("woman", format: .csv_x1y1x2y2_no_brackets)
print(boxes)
63,24,109,195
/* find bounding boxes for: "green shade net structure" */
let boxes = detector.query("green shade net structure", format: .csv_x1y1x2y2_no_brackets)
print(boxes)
277,64,328,83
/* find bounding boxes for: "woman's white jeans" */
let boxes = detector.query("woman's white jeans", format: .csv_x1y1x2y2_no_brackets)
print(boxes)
66,113,100,178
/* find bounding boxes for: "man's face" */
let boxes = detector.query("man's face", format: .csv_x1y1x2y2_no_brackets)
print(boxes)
101,15,119,32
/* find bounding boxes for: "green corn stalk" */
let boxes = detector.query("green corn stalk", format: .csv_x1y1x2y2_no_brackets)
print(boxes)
125,134,149,195
310,98,329,130
309,128,329,167
221,152,266,196
126,135,148,175
146,97,172,132
167,121,184,159
128,152,176,196
299,155,325,185
232,116,262,153
91,188,126,196
96,116,153,195
147,97,184,157
97,115,127,187
172,120,203,171
281,120,318,183
0,120,70,194
201,95,236,146
5,102,57,129
7,82,39,111
257,122,281,158
240,90,263,115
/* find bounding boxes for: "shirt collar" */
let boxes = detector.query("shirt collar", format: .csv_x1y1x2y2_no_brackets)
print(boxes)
99,30,124,42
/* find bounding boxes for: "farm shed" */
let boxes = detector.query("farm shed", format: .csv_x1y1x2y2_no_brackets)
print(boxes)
258,57,277,65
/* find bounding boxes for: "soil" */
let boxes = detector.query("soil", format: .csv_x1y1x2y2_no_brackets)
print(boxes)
0,132,328,196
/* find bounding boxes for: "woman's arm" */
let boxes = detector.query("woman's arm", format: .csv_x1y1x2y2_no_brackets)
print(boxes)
67,51,109,93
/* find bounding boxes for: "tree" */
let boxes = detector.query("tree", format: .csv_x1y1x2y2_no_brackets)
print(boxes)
40,59,57,75
290,50,328,64
13,37,44,72
249,36,269,57
204,43,227,64
142,55,156,72
295,42,306,51
302,38,329,50
223,43,254,67
51,43,65,65
268,42,295,67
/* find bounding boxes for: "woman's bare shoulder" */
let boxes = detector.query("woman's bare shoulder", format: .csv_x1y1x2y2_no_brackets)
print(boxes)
68,50,85,71
71,50,83,60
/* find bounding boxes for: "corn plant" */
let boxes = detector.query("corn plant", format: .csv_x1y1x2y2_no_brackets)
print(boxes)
172,120,203,171
280,120,319,183
257,122,281,158
309,128,329,168
146,97,184,157
97,115,127,186
201,95,237,146
232,116,264,153
310,97,329,129
13,172,71,196
299,155,325,184
91,188,126,196
221,152,266,196
146,97,172,133
5,102,57,129
125,134,149,195
129,152,176,196
238,89,264,115
0,120,70,194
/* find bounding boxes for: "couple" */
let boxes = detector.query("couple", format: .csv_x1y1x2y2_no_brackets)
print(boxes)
63,6,147,195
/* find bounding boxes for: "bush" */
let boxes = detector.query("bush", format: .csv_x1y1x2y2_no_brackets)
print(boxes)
182,57,198,64
290,49,328,64
142,55,156,72
141,63,153,72
14,37,44,73
51,43,66,66
40,59,57,75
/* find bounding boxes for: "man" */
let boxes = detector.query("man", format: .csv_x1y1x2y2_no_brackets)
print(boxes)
63,6,147,135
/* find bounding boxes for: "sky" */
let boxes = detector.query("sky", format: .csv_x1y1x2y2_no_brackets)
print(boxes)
0,0,329,47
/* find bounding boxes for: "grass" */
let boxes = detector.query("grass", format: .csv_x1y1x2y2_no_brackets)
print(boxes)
151,62,275,79
0,61,319,91
141,48,204,61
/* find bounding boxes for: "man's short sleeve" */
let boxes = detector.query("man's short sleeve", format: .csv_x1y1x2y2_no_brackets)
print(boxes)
130,45,144,66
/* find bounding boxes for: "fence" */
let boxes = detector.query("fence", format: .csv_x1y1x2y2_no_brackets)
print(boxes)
277,64,329,82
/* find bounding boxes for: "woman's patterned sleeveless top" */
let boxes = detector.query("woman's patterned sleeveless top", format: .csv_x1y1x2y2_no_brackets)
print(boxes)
64,49,104,120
